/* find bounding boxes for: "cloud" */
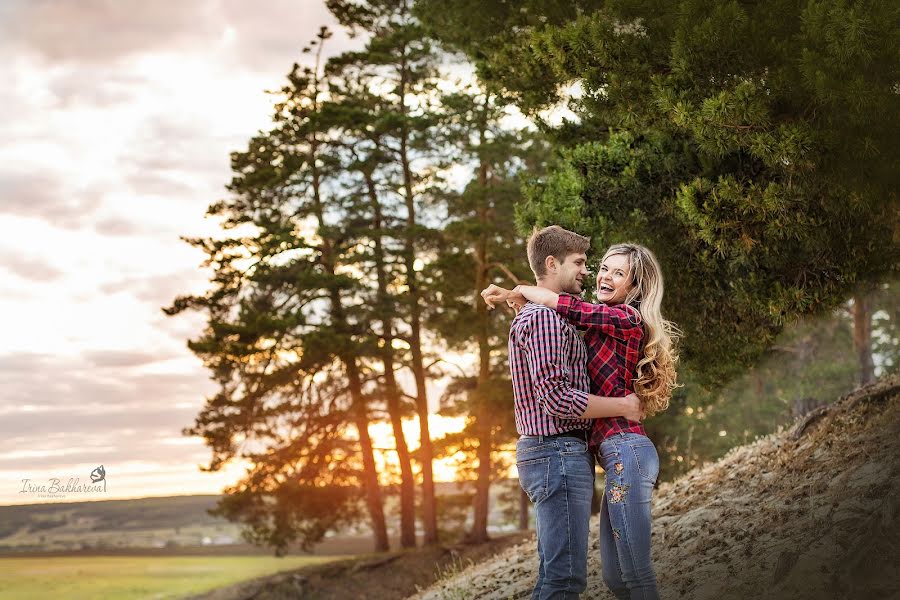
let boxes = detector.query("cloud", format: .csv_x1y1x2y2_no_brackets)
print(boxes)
219,0,353,72
123,113,234,183
0,254,64,282
0,352,55,373
44,66,149,109
0,172,103,228
83,350,171,368
2,0,354,71
92,216,154,237
0,352,211,415
0,0,364,502
0,430,210,471
1,0,219,65
99,269,210,307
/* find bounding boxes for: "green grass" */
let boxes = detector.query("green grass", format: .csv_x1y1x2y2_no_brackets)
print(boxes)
0,555,337,600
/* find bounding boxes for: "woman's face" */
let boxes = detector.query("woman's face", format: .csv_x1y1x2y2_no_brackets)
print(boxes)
596,252,634,305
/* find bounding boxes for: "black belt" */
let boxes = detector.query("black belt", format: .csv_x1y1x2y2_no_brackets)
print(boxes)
545,429,590,442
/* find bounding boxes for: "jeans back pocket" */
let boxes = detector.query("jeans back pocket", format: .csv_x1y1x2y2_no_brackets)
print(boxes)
629,444,659,483
516,457,551,504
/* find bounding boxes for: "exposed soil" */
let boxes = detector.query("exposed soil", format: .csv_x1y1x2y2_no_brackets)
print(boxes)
412,376,900,600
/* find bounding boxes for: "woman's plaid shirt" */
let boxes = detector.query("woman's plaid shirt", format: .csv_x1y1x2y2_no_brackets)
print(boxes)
555,294,647,447
508,302,593,436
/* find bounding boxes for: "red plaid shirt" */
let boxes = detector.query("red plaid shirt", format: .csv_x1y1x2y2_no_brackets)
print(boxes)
555,295,647,448
508,303,593,436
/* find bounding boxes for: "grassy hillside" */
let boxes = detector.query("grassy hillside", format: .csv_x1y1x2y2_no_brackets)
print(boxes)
0,495,224,534
0,495,238,553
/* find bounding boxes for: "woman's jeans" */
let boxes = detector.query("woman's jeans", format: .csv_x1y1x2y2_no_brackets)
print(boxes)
517,434,595,600
597,432,660,600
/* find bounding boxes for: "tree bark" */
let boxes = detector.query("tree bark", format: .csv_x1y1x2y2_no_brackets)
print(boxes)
852,292,875,386
469,112,493,543
346,355,390,552
398,41,438,545
365,170,417,548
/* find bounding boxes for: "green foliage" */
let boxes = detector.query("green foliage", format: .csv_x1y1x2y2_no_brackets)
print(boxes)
420,0,900,382
645,293,900,479
434,488,475,542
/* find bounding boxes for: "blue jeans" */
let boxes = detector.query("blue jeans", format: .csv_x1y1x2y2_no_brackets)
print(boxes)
598,432,660,600
516,435,595,600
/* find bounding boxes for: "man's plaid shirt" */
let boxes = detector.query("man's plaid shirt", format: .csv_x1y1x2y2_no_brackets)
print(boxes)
508,302,593,436
556,294,647,448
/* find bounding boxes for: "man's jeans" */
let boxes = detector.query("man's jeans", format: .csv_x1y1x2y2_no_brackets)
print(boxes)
517,434,595,600
597,432,660,600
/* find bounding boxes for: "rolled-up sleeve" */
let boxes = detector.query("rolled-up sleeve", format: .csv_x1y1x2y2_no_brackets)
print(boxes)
519,309,590,419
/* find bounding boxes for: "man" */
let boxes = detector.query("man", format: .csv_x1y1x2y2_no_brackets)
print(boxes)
482,225,642,599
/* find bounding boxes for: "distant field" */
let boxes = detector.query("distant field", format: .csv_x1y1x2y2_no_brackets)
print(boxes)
0,555,337,600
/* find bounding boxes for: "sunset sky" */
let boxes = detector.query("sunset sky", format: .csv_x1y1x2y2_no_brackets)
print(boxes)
0,0,472,505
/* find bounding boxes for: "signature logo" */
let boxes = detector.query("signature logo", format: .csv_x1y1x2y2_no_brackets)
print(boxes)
20,465,109,498
90,465,106,491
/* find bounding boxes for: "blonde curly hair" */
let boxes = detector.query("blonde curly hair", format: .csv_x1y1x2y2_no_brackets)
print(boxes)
602,243,681,417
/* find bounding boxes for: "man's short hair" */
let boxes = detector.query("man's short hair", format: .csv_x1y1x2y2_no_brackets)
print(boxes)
527,225,591,278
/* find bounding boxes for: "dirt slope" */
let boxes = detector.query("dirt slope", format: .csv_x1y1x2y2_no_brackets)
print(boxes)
411,376,900,600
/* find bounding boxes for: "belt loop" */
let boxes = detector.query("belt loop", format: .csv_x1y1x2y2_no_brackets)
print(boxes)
537,434,545,443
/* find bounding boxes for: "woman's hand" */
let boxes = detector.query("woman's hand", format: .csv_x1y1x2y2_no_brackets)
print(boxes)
480,284,526,311
506,285,527,310
480,284,510,309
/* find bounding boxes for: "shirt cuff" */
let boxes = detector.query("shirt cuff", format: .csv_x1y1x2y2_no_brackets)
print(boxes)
569,389,589,419
556,294,575,317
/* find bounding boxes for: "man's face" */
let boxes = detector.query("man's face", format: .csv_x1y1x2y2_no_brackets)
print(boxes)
552,252,589,295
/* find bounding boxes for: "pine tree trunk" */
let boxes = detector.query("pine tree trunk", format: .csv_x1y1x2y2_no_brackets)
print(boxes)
366,171,417,548
398,47,438,546
309,110,388,551
469,144,492,543
470,421,492,541
345,354,390,552
325,266,389,552
852,292,875,386
326,266,389,552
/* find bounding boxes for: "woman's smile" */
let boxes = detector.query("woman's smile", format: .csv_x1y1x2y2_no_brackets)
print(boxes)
595,253,634,305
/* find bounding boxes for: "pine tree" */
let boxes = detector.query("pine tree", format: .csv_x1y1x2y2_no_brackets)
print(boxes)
322,65,419,548
327,0,444,543
166,29,390,553
427,84,545,541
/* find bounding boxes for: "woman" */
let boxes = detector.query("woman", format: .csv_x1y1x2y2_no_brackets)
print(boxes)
484,243,678,600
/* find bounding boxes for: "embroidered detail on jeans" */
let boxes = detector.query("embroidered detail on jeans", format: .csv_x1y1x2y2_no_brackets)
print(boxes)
614,462,624,475
608,483,630,503
612,528,621,540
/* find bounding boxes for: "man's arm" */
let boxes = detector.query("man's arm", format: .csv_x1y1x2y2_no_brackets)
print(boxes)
520,309,641,421
582,393,643,422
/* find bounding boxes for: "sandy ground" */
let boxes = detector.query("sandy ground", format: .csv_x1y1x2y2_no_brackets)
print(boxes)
411,376,900,600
